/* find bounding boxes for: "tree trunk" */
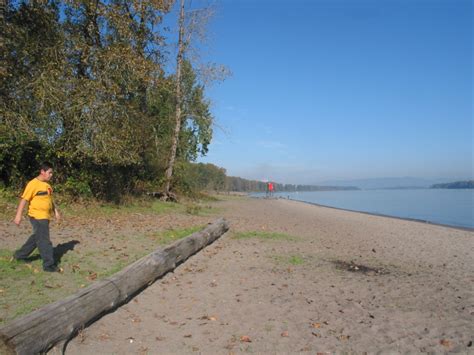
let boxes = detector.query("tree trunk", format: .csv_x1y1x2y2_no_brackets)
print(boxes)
0,218,229,355
163,0,186,200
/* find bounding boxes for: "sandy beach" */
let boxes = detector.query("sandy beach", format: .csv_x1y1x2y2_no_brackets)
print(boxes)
40,197,474,353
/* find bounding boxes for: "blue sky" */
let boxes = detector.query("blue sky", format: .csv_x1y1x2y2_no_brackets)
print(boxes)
188,0,472,184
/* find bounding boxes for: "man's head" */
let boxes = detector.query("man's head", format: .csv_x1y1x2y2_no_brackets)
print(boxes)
38,162,53,182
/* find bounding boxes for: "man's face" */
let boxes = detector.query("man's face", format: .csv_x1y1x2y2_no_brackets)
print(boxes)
40,168,53,182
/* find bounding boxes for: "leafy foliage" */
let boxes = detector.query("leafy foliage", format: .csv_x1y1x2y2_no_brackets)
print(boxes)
0,0,220,200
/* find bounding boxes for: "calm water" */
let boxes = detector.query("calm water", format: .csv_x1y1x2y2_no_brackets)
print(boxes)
257,189,474,229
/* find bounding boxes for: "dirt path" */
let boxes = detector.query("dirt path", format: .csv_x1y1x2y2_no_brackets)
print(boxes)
47,197,473,353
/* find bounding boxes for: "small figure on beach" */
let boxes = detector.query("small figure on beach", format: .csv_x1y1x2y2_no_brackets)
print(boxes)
267,182,274,198
13,162,61,272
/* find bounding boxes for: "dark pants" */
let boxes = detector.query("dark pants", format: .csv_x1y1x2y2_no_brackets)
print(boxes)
15,218,55,269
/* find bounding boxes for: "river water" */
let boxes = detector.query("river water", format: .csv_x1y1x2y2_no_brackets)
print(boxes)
255,189,474,229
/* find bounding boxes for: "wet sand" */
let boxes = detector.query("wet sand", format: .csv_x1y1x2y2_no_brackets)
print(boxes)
53,197,473,353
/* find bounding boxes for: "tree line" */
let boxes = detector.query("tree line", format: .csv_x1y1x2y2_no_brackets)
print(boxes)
224,176,358,193
431,181,474,189
0,0,227,201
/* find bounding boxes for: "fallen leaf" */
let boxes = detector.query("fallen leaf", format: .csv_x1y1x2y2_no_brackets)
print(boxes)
87,272,97,281
311,323,321,329
440,339,452,347
281,331,289,337
184,334,192,338
240,335,252,343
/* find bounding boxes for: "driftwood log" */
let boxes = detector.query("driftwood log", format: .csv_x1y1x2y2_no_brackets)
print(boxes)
0,218,229,355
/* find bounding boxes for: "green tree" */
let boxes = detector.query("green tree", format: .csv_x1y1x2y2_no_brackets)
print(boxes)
0,0,224,201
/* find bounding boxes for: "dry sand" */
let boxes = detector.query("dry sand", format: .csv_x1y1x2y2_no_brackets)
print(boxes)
47,197,473,353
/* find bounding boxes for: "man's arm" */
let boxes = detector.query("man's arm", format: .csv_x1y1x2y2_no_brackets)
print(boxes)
14,199,28,226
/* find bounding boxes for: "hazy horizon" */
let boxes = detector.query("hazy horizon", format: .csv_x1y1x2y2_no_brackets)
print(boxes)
226,171,472,188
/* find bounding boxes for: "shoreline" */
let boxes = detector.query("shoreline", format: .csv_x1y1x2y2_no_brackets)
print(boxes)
252,195,474,232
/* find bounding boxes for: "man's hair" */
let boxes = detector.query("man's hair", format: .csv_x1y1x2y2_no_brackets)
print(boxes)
39,162,53,172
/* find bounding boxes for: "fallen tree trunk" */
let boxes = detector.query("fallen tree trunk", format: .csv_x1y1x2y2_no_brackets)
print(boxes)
0,218,229,355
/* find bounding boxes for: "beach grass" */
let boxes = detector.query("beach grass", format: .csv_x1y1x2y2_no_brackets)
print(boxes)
233,231,298,241
272,254,306,265
59,199,185,219
0,225,206,325
184,203,220,216
0,188,17,220
68,200,220,217
150,226,205,245
0,190,222,223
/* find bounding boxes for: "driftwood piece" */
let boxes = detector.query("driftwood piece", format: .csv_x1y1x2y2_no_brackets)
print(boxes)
0,218,229,355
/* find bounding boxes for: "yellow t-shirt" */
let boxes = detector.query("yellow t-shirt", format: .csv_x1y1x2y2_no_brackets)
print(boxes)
21,178,54,220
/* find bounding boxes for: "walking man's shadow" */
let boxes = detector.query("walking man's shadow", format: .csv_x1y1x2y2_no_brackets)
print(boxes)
53,240,80,264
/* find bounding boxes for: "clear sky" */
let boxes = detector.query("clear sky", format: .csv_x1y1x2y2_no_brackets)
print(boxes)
192,0,472,184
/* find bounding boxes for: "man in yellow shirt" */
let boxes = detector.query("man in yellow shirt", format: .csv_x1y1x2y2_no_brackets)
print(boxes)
13,162,61,272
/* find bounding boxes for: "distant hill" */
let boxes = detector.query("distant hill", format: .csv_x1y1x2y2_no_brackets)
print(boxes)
319,177,466,190
430,180,474,189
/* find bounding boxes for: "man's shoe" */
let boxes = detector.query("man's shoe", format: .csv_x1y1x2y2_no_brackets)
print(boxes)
43,265,59,273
